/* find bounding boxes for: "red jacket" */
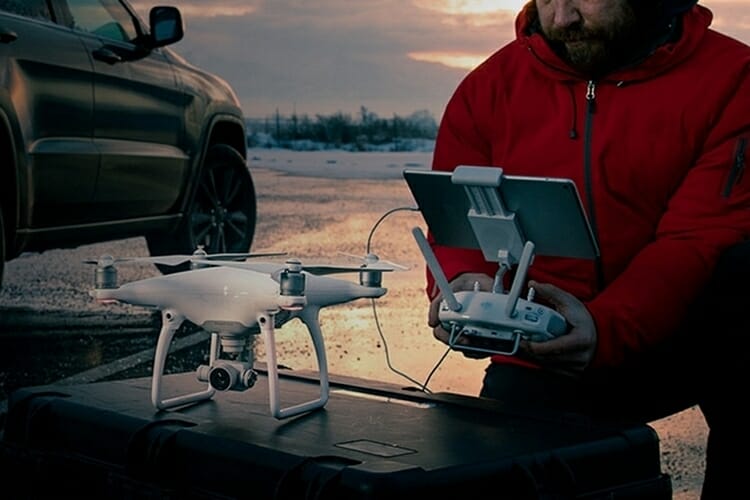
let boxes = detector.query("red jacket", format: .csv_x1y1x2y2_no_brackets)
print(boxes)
429,5,750,369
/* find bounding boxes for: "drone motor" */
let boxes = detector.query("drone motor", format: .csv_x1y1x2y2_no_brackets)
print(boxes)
279,259,305,295
189,246,210,269
359,269,383,287
94,255,118,289
277,259,307,311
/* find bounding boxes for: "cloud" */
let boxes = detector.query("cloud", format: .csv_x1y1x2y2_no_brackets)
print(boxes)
408,51,489,70
413,0,524,15
129,0,749,120
134,0,513,119
413,0,521,27
703,1,750,41
130,0,260,18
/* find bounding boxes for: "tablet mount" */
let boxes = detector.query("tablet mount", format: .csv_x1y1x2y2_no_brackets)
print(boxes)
411,166,569,356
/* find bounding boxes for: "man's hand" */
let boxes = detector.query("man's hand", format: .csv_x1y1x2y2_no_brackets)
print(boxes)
428,272,495,358
519,280,597,375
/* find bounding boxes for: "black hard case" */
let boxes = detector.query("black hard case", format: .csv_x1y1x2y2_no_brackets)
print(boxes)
0,370,671,499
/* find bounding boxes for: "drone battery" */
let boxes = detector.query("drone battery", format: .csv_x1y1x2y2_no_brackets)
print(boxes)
0,371,671,499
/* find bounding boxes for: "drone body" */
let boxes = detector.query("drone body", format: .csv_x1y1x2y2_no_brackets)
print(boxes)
93,265,385,334
88,251,398,419
95,267,281,334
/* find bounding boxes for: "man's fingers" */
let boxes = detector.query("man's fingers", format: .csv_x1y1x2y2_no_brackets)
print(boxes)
520,338,590,372
521,334,588,358
433,325,450,343
428,295,441,327
529,280,575,310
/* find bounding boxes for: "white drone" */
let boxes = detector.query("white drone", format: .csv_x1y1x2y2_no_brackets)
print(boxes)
85,247,405,419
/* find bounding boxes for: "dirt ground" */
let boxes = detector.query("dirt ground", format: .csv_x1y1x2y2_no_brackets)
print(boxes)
248,167,707,499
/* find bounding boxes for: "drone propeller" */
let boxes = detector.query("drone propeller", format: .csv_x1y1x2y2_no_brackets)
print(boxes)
83,249,287,268
191,256,405,276
84,248,287,290
338,251,410,272
298,262,399,275
130,251,287,268
82,254,126,267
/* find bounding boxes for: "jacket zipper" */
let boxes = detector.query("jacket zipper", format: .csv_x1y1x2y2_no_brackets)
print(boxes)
583,80,604,290
722,137,747,198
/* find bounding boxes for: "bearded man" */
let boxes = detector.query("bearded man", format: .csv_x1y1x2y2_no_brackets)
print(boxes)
425,2,750,498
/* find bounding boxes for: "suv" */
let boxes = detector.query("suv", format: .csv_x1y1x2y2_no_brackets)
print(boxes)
0,0,256,287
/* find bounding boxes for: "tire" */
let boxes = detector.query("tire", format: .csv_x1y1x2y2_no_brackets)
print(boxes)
0,202,5,289
146,144,257,271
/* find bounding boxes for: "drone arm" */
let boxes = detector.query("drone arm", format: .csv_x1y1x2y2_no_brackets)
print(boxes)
151,309,215,410
260,309,329,420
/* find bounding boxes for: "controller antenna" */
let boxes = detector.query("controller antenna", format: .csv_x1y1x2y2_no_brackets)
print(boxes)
412,227,461,312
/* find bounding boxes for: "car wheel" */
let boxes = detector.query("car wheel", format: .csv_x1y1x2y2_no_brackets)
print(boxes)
146,144,257,270
0,202,5,288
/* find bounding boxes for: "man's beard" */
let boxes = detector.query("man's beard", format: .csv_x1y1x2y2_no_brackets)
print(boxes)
540,7,645,77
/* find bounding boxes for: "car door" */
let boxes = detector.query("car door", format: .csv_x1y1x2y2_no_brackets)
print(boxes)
56,0,189,222
0,0,97,228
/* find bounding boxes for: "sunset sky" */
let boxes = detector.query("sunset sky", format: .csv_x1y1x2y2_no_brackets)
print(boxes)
131,1,750,120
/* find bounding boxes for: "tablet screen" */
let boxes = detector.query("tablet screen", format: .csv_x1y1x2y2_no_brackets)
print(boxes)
403,167,599,259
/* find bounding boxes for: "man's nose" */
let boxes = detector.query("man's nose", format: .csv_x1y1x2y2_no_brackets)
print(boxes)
550,0,582,28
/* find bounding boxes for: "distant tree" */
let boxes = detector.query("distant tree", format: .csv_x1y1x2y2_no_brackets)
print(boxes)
246,106,437,150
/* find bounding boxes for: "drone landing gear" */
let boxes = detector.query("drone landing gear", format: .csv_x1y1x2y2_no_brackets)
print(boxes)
260,309,329,419
151,309,216,410
150,308,329,419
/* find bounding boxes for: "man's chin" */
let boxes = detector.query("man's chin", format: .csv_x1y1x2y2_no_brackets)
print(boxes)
564,44,608,74
565,39,593,50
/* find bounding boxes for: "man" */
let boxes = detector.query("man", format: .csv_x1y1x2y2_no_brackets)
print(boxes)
425,1,750,498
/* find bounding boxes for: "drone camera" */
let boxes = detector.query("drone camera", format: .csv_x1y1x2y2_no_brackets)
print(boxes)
197,361,257,392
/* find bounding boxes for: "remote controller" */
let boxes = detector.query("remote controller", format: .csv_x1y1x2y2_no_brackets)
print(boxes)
439,290,568,343
412,227,569,356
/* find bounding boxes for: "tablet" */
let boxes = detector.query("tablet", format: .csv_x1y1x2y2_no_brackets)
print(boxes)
403,167,600,260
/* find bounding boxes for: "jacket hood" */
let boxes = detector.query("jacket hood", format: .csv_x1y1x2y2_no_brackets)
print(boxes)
629,0,699,19
516,3,712,82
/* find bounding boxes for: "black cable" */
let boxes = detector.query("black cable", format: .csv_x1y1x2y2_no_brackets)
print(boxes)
370,298,432,393
420,344,452,392
366,206,419,254
364,205,455,393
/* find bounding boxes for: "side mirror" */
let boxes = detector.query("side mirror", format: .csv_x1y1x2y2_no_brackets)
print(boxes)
149,6,184,48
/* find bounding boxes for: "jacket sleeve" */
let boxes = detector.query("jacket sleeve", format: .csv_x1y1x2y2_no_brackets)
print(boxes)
425,75,499,298
586,69,750,368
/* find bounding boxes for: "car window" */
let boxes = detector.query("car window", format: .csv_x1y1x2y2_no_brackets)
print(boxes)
0,0,52,21
65,0,137,42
